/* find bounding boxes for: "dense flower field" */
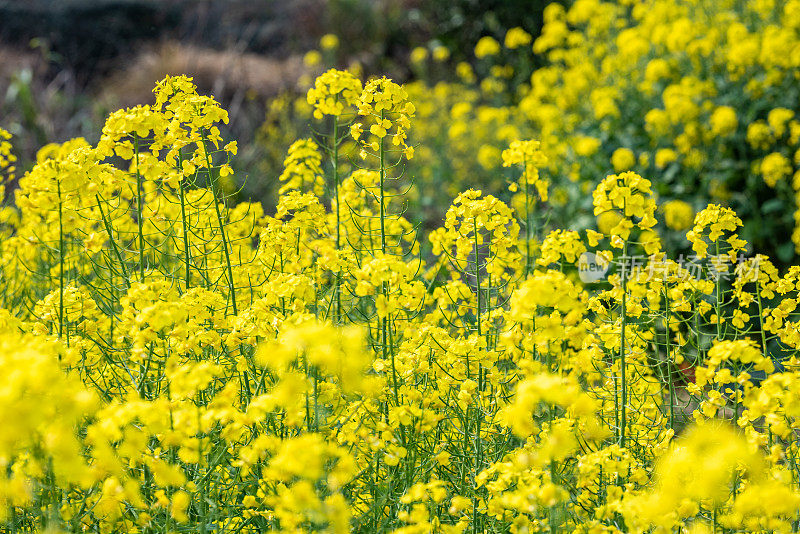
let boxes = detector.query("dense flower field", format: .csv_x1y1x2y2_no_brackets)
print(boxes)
4,0,800,532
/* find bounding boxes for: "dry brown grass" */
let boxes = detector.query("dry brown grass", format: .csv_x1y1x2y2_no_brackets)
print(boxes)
0,40,318,173
98,41,312,109
0,46,45,84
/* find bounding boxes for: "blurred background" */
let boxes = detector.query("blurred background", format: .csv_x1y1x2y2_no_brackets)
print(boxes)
0,0,549,198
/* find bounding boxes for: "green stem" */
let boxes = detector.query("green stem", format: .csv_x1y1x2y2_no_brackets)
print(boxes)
332,113,342,322
57,177,64,339
715,241,722,341
378,111,387,255
620,243,627,448
472,217,483,534
96,194,130,286
200,130,238,315
179,151,192,289
134,134,145,281
523,155,533,276
664,284,674,430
